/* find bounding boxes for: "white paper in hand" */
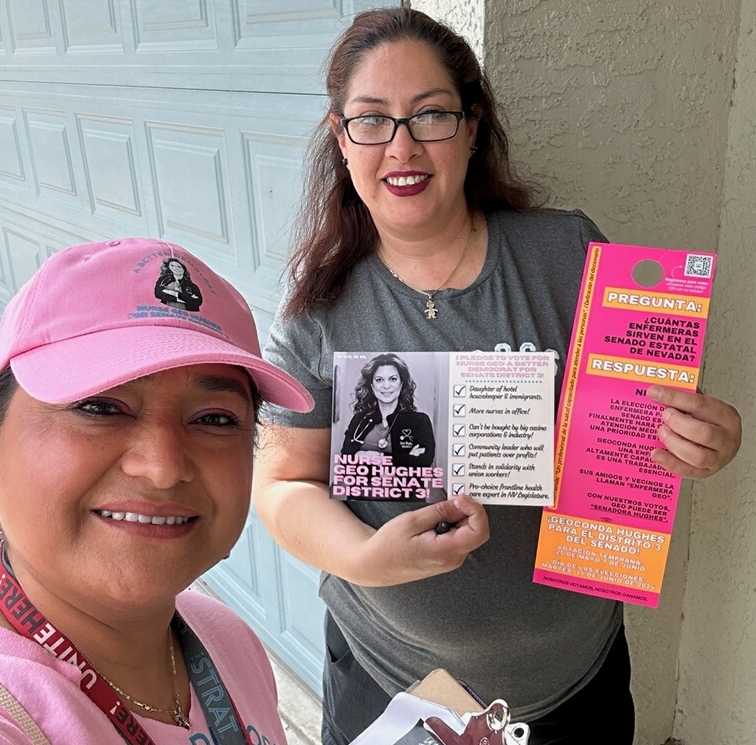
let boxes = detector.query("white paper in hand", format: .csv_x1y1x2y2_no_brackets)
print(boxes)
349,692,465,744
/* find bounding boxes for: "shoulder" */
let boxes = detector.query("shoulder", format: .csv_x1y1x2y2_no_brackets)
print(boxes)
0,628,77,678
485,207,606,278
176,590,284,738
488,207,607,249
397,410,431,426
346,412,370,427
177,589,252,635
176,590,273,674
0,630,117,743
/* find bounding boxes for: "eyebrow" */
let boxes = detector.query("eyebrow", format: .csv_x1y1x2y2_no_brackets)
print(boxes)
197,375,254,402
348,88,456,107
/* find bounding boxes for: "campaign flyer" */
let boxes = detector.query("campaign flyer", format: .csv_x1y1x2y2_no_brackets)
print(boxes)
533,242,716,607
330,351,555,505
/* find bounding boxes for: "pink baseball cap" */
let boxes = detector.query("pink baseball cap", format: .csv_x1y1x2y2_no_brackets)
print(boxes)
0,237,314,412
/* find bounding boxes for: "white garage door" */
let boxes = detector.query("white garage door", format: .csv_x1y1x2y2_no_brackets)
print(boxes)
0,0,396,693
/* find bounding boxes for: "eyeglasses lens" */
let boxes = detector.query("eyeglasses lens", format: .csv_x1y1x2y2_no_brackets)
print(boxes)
346,112,461,145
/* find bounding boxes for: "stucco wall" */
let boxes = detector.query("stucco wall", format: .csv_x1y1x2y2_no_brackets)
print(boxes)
413,1,751,743
410,0,485,61
675,1,756,742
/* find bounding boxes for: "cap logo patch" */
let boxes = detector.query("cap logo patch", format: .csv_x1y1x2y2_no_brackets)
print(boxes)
154,257,203,312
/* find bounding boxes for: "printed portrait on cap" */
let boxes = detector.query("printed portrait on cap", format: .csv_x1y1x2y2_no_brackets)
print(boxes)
154,257,203,312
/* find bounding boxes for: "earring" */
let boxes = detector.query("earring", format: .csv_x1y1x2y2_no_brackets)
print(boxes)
342,157,348,166
469,146,478,156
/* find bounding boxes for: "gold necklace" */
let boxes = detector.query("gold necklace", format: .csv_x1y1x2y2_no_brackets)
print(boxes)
378,217,475,319
98,629,190,729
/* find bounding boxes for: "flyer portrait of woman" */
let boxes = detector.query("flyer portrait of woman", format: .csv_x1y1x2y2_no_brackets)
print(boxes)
340,353,436,467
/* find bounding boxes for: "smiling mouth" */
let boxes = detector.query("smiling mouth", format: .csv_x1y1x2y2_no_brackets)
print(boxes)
384,174,429,187
95,510,195,526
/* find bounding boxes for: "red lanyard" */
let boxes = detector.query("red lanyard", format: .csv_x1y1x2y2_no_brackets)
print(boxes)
0,568,159,745
0,563,254,745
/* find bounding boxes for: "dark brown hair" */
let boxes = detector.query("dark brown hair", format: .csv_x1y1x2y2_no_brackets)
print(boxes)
0,367,17,426
352,354,417,418
283,7,542,318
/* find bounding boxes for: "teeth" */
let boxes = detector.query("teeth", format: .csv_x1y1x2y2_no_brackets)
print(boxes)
386,174,428,187
97,510,190,525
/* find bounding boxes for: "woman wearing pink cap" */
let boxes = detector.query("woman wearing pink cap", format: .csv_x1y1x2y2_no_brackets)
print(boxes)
0,237,313,744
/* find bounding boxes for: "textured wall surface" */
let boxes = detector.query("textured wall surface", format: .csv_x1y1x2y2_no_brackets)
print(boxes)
412,0,485,62
675,0,756,741
412,1,749,743
485,0,737,252
485,4,741,744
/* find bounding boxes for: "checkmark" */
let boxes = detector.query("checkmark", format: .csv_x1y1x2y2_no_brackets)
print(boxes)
452,483,465,495
453,404,466,417
453,443,465,457
453,424,465,437
452,463,465,476
453,384,466,397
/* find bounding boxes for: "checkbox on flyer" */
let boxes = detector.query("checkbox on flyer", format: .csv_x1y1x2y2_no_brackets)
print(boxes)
453,384,466,397
452,463,465,476
452,443,465,457
453,404,466,417
451,483,465,496
453,423,465,437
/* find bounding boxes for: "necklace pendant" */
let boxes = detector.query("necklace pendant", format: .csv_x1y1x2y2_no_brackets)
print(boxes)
173,707,191,729
424,298,438,319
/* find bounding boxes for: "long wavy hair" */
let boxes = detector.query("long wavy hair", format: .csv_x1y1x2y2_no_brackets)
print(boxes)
352,354,417,419
283,7,543,318
157,257,192,283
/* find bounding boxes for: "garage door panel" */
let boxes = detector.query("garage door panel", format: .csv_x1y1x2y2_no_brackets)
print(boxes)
77,114,144,225
1,82,320,291
146,122,233,249
7,0,56,53
0,212,100,301
1,0,388,94
0,11,4,51
132,0,220,51
1,226,44,293
24,108,81,205
0,106,26,186
243,139,304,271
59,0,121,51
277,554,326,687
233,0,344,44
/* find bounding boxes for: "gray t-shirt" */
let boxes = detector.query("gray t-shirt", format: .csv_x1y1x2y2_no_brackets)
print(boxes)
263,208,623,720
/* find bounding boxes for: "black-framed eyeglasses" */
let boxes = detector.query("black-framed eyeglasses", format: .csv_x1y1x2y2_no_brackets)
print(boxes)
340,111,465,145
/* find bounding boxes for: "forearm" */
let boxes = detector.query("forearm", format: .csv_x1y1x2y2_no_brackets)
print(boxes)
254,475,491,587
253,423,491,587
253,476,377,582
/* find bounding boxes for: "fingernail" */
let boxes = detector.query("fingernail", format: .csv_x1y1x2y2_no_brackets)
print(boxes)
648,385,662,399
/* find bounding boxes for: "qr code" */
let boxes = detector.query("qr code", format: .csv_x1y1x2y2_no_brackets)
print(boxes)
684,254,713,278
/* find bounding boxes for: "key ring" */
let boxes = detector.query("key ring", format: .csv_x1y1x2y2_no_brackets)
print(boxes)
425,700,530,745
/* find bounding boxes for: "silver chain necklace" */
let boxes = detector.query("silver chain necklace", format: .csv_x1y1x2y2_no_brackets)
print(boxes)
378,218,475,319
